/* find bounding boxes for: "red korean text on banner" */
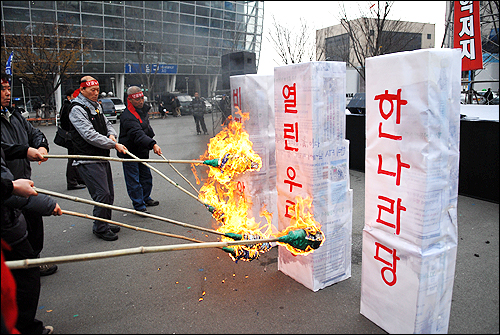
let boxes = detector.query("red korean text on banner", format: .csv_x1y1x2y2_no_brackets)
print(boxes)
454,1,483,71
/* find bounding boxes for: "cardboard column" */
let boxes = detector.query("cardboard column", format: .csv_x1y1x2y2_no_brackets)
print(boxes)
229,75,277,229
360,49,461,333
274,62,352,292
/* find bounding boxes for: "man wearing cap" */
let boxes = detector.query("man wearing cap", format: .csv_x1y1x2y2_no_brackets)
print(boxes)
59,88,86,190
118,86,162,213
69,76,128,241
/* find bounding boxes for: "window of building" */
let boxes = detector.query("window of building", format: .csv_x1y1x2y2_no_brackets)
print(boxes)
196,5,209,17
427,33,432,39
163,1,179,12
57,12,80,25
179,24,194,35
84,63,104,73
146,10,162,21
104,28,124,40
210,8,223,18
210,18,222,28
104,4,124,16
196,16,209,27
210,29,222,38
179,45,194,55
179,35,194,45
125,6,143,18
83,14,103,27
194,46,208,56
163,11,179,23
105,16,124,29
81,2,102,14
195,26,209,37
180,14,194,25
31,10,56,22
180,3,195,14
83,27,104,39
105,63,124,73
56,1,80,12
145,2,162,10
106,40,124,51
126,18,143,30
3,8,31,21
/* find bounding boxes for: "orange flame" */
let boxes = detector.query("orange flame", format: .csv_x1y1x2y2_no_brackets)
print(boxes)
196,110,324,261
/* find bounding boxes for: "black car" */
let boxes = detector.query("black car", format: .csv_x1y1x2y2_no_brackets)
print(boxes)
98,98,117,123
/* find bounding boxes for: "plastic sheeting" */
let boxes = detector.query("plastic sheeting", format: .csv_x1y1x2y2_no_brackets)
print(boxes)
274,62,353,292
360,49,461,333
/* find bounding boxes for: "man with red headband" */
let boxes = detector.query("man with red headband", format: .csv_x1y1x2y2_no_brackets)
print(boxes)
68,76,128,241
118,86,162,213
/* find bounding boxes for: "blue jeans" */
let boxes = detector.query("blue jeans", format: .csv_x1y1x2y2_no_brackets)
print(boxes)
122,161,153,210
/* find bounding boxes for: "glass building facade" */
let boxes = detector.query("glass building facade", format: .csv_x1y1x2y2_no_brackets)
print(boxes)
1,1,264,101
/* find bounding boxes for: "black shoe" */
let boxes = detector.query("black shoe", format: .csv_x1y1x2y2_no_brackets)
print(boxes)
40,264,58,276
135,207,150,215
204,132,209,135
109,226,121,233
145,199,159,207
197,132,201,135
93,229,118,241
67,184,86,190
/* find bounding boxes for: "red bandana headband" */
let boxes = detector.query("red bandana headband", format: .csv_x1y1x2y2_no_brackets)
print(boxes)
1,78,9,85
128,91,144,100
80,80,99,88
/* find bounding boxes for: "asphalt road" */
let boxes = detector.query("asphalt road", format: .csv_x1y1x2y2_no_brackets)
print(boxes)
25,114,499,334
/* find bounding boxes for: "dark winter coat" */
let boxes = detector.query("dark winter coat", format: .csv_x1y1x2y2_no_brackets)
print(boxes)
189,97,206,116
117,103,156,159
1,106,49,180
1,147,56,248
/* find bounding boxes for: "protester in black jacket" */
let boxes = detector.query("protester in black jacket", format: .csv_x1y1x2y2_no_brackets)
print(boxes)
58,88,86,190
189,91,208,135
118,86,162,212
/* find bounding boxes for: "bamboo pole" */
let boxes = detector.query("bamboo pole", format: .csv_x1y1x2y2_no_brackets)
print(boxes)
5,237,283,270
42,154,204,165
125,150,204,206
34,187,225,237
161,153,200,195
62,210,204,243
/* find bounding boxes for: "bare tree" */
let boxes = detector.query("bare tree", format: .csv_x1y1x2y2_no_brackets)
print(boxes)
319,1,424,81
267,15,315,66
1,22,88,110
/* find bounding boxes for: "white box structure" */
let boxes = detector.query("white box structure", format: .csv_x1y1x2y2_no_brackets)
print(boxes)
274,62,352,292
229,75,277,229
360,49,461,333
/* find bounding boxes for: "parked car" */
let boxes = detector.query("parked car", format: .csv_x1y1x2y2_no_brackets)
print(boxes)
109,97,126,119
98,98,117,123
201,97,213,113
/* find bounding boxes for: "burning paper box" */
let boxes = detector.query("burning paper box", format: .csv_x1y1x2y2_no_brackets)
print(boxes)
274,62,353,292
229,74,278,230
360,49,461,333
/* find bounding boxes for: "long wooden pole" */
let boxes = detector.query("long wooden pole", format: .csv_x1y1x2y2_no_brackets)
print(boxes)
125,150,204,206
161,153,199,195
34,187,225,237
43,154,204,165
62,209,204,243
5,237,282,270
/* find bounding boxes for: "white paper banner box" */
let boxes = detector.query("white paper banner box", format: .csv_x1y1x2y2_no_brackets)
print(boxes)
360,49,461,333
229,74,277,229
274,62,352,292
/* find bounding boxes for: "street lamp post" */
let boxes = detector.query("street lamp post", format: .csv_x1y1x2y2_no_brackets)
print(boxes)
185,77,189,95
110,77,115,96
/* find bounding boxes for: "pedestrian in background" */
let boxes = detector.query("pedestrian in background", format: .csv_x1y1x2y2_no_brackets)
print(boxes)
59,88,86,190
189,91,208,135
118,86,162,213
68,76,128,241
174,95,181,117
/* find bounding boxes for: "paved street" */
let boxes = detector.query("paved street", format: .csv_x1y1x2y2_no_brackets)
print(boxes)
26,114,498,334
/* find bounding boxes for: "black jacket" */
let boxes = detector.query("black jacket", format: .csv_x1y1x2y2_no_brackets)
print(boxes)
1,147,56,247
117,103,156,159
189,97,206,116
0,106,49,180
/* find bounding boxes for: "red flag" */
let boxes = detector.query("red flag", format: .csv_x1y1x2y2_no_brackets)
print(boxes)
454,1,483,71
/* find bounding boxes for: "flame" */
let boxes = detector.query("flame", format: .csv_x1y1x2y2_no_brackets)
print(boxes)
196,110,324,261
